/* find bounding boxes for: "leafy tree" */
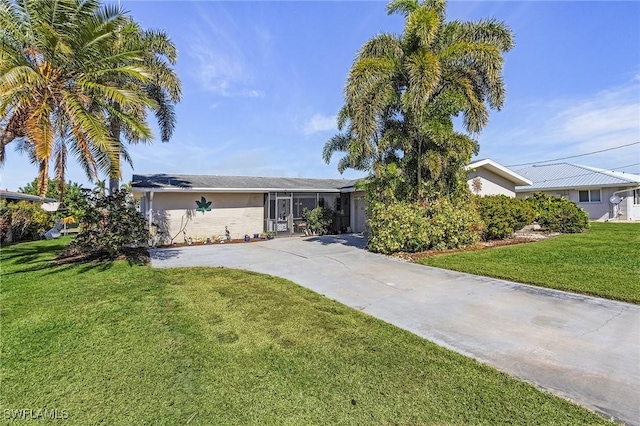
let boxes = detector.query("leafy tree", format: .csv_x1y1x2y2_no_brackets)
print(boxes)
61,188,148,259
0,200,53,243
0,0,178,196
19,177,84,219
324,0,513,201
106,19,182,193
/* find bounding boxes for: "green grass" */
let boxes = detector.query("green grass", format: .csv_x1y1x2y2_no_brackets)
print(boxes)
418,222,640,303
1,239,612,425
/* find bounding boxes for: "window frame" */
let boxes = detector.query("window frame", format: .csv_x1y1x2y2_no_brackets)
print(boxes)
578,189,601,203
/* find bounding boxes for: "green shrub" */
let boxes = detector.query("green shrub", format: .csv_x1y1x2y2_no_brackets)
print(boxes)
0,200,54,243
302,207,334,235
526,193,589,233
367,197,482,254
475,195,536,240
61,189,148,258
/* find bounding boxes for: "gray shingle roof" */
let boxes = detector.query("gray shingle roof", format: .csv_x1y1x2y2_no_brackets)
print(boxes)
514,163,640,191
0,190,57,203
132,174,359,192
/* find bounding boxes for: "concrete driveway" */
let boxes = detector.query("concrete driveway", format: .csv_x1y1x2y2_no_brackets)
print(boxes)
150,235,640,425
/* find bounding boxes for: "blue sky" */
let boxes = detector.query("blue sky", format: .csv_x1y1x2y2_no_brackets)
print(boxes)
2,0,639,191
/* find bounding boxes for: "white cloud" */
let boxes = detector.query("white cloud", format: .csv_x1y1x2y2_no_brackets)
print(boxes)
188,10,264,98
477,76,640,170
303,113,337,135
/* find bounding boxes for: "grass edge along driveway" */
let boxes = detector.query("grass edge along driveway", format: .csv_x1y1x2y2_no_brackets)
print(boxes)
1,238,614,425
419,222,640,304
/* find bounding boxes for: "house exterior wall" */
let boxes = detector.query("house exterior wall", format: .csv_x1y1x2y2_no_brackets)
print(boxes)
143,192,264,244
516,187,640,221
467,169,516,197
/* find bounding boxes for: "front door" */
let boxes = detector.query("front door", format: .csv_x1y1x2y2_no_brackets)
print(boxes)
276,197,292,234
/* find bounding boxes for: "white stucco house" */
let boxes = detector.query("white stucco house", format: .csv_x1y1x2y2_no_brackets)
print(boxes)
132,159,530,242
132,175,360,243
513,163,640,221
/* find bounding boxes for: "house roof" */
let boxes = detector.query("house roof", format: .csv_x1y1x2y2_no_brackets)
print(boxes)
0,190,57,203
132,174,359,193
514,163,640,192
466,158,532,186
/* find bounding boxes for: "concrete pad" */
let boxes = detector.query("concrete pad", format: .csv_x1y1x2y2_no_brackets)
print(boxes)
150,235,640,425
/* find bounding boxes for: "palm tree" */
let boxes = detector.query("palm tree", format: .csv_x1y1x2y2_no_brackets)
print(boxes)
325,0,513,201
0,0,155,195
106,19,182,193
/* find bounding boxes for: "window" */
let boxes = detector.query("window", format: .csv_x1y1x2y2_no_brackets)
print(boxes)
293,195,316,218
634,189,640,205
578,189,601,203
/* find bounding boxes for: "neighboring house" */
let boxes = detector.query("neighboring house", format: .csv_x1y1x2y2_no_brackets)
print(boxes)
514,163,640,221
465,159,532,196
0,190,58,243
0,189,56,204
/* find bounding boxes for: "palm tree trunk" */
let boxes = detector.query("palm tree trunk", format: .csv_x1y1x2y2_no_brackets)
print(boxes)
109,118,121,194
37,160,49,197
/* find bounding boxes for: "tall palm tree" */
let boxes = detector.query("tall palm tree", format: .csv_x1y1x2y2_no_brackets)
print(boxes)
106,19,182,193
325,0,513,201
0,0,155,195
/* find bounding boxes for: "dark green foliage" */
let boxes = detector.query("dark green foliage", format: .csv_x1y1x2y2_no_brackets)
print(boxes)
302,207,334,235
367,197,483,254
19,178,84,219
476,195,537,240
62,189,148,258
0,200,54,243
526,193,589,233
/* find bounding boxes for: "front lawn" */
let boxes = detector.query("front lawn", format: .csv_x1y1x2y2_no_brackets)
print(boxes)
418,222,640,303
0,239,612,424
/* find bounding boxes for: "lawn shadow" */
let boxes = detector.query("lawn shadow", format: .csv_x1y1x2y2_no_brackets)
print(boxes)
303,233,367,249
0,240,68,264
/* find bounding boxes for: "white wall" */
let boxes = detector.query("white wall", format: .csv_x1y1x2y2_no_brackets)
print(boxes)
142,192,264,244
467,169,516,197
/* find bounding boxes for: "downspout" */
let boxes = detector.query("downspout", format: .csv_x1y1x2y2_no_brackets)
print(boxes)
148,191,154,228
607,186,640,221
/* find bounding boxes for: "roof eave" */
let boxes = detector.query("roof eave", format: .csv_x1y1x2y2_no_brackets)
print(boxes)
466,159,532,186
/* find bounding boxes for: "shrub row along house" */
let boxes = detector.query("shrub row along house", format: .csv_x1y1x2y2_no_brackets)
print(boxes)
132,160,640,243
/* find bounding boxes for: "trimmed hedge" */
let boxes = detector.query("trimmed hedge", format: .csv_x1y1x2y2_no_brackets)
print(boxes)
367,198,483,254
475,195,536,240
526,193,589,233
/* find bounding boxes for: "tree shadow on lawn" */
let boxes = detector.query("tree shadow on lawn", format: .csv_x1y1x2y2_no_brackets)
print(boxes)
2,247,148,276
0,240,67,265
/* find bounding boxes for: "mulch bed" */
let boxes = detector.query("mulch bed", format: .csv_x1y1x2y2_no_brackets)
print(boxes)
392,232,559,263
157,238,269,249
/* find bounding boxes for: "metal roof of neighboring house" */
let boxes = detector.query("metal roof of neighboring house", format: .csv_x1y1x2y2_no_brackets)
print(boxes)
0,190,57,203
131,174,359,192
466,159,532,186
514,163,640,192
